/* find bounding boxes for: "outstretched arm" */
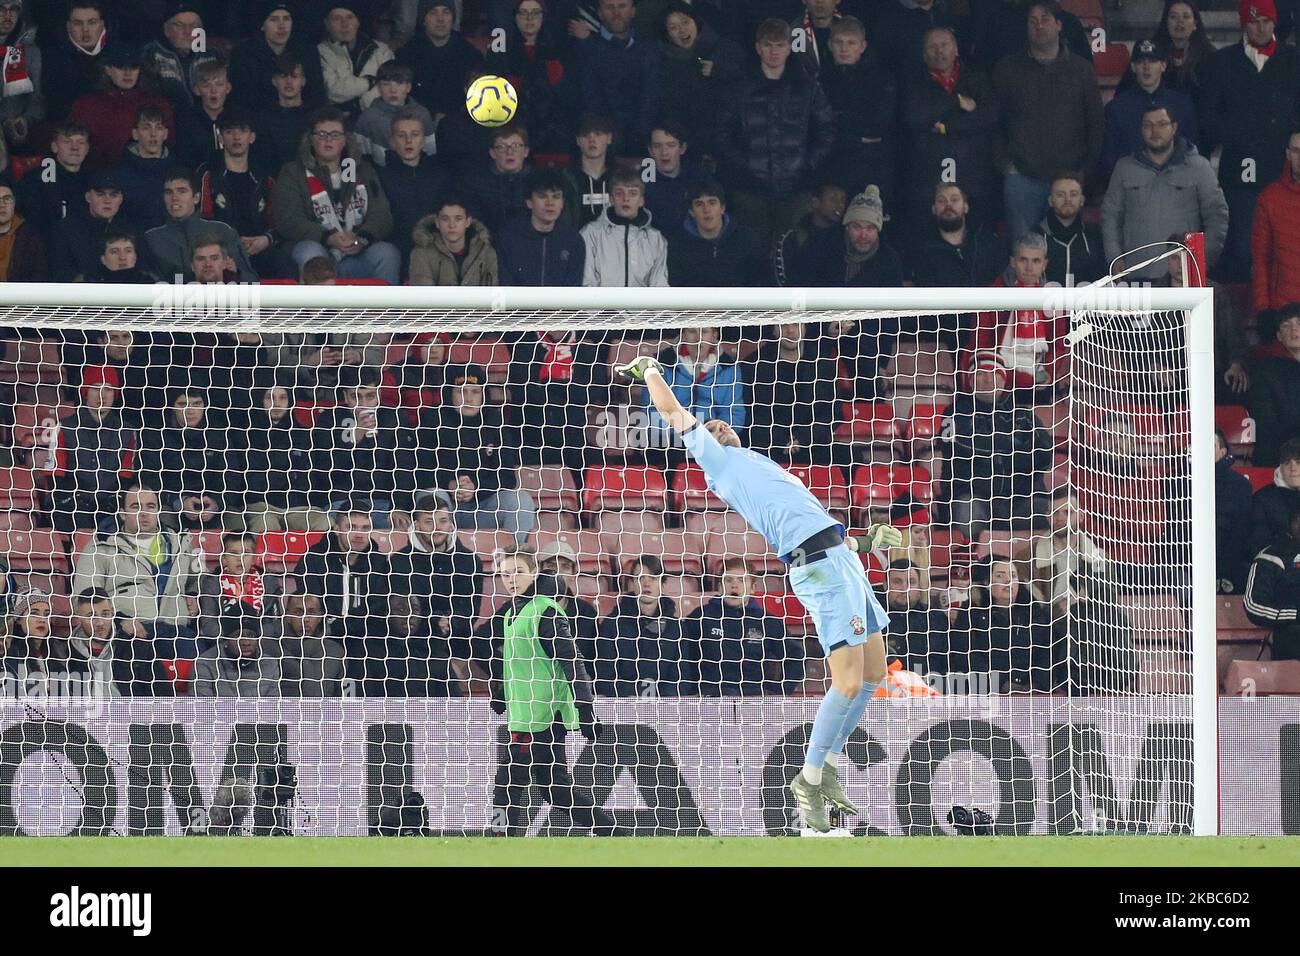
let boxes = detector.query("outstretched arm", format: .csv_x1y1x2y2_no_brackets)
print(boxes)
617,356,697,434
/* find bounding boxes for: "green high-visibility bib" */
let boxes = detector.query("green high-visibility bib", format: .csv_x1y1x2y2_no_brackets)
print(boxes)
502,594,579,733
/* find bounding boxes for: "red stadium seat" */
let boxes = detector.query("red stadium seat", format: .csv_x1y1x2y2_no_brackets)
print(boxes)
0,466,38,510
533,510,578,534
755,589,811,635
595,509,666,546
257,531,325,573
582,465,668,512
1235,465,1275,494
661,574,704,618
608,529,706,576
1215,405,1256,460
456,529,517,570
703,517,781,574
0,338,63,385
528,528,607,575
671,462,726,511
1120,592,1187,644
10,154,42,182
972,530,1033,563
446,338,511,384
1093,41,1130,89
906,402,948,442
1224,659,1300,696
189,529,226,570
1060,0,1104,27
850,464,896,512
517,465,580,511
1135,648,1191,694
0,528,67,572
292,400,336,429
784,464,849,509
835,401,898,443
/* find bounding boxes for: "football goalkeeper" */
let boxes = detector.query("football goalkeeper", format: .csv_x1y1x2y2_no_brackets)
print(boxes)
486,546,621,836
619,352,900,833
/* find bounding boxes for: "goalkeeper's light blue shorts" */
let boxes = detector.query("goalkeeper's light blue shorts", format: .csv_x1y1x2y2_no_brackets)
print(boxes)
788,544,890,658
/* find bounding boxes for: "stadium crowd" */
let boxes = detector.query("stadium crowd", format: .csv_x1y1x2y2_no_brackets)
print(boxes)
0,0,1293,696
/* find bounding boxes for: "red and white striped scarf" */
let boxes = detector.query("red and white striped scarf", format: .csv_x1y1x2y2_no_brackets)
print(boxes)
306,171,368,236
0,43,32,98
220,572,265,614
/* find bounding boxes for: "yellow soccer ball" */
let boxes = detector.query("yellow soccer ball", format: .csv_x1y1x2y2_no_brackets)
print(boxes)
465,74,519,127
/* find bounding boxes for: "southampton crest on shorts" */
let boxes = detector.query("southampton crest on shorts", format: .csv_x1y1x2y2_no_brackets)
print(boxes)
851,615,865,635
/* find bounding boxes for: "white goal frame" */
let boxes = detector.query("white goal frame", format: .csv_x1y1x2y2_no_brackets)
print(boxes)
2,282,1219,836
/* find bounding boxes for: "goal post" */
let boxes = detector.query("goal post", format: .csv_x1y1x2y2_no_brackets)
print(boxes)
0,280,1218,837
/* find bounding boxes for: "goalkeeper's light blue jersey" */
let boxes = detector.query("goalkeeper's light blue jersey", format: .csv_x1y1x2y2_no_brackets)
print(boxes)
680,422,842,563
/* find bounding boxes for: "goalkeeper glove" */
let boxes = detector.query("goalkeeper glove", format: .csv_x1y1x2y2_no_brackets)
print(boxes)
576,702,604,743
851,523,903,554
614,355,664,381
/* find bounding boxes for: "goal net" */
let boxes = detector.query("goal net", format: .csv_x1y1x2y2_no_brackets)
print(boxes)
0,284,1216,837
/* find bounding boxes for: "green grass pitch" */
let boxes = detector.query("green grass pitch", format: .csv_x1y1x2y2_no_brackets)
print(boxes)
3,837,1298,867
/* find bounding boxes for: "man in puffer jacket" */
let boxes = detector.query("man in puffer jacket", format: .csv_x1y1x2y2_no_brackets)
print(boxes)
409,197,498,285
580,167,667,286
195,609,282,698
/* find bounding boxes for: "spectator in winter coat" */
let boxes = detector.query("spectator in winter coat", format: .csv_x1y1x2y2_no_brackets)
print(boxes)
47,365,138,533
595,554,686,696
310,365,421,522
1201,0,1300,282
388,490,484,654
0,1,40,154
40,2,111,121
424,364,537,543
458,124,532,234
485,0,580,155
939,350,1053,538
642,121,708,241
0,180,43,281
1217,430,1255,593
805,185,907,288
58,588,172,697
744,320,838,464
883,558,948,676
1252,130,1300,324
376,111,451,275
197,531,282,646
14,120,90,239
666,180,763,287
298,502,391,641
70,482,205,663
642,325,746,446
113,106,176,230
1039,173,1104,287
1252,437,1300,554
146,167,258,281
970,233,1069,394
773,182,845,286
656,2,741,158
1244,499,1300,659
409,196,499,285
910,183,1006,290
174,59,236,171
993,1,1104,244
900,27,1001,245
70,44,177,171
579,0,661,154
228,2,328,112
271,108,400,283
195,610,282,697
819,17,896,203
948,557,1054,691
508,326,604,472
1030,486,1108,606
49,171,143,283
1102,40,1198,178
136,387,241,532
140,4,222,112
82,229,160,284
1248,305,1300,467
560,112,614,228
580,166,668,286
876,0,969,73
240,384,330,534
253,53,314,171
716,18,834,252
1101,106,1228,281
683,558,804,696
397,0,484,121
496,169,586,285
278,591,347,696
317,3,395,115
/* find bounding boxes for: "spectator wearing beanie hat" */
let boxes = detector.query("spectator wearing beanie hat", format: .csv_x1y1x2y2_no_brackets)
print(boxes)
229,3,329,113
805,185,906,288
141,2,224,112
1202,0,1300,282
318,1,395,115
937,348,1052,540
47,365,140,533
397,0,484,120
